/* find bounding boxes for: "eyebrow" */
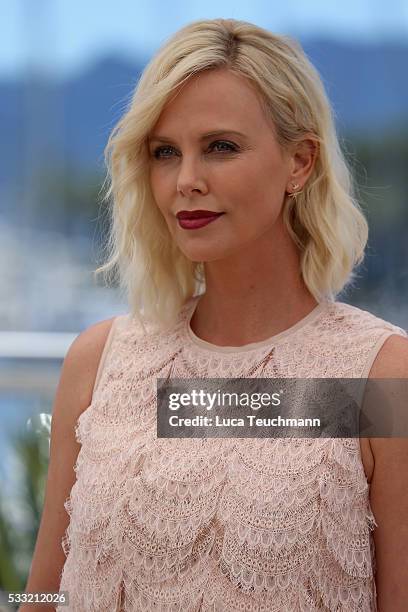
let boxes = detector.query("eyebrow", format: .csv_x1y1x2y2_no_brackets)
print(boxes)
148,129,248,144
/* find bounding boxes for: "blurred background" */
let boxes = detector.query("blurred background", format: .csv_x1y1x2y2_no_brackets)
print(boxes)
0,0,407,601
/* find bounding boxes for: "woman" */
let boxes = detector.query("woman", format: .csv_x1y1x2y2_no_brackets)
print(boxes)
23,18,408,612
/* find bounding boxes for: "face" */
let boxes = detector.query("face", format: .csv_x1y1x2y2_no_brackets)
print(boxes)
148,68,298,263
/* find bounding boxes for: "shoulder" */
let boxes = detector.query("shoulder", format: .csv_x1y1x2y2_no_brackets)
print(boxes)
66,317,117,365
366,332,408,481
318,301,407,375
331,300,405,332
319,301,404,344
368,333,408,379
331,301,407,355
61,317,118,409
366,332,408,609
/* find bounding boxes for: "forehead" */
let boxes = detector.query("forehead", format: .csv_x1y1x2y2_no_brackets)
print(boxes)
152,68,269,136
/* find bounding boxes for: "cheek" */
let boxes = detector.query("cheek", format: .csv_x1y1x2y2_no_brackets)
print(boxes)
216,161,261,203
226,183,285,245
223,159,285,214
149,169,172,213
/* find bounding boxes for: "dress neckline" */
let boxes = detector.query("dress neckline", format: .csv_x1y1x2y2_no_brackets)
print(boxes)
183,295,330,354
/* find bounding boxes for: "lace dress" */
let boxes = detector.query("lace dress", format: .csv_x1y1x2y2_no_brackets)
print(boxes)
57,296,407,611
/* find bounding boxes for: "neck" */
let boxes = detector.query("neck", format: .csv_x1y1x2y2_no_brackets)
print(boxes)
191,225,319,346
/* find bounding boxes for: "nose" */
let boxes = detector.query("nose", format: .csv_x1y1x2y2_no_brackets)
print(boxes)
177,156,208,197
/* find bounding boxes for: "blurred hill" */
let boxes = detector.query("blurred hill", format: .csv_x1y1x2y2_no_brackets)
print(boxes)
0,56,142,203
302,39,408,133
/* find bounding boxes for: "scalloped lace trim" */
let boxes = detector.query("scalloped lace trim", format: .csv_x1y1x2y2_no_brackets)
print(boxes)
56,299,408,611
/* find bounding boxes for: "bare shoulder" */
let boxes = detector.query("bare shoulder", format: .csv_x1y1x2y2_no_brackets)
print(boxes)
62,317,116,412
68,317,116,361
365,336,408,608
368,333,408,379
365,333,408,460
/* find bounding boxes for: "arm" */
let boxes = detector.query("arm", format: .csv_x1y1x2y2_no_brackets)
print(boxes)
367,334,408,612
19,317,115,612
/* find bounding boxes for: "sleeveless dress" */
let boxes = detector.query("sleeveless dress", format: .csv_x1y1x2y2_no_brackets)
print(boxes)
57,296,407,612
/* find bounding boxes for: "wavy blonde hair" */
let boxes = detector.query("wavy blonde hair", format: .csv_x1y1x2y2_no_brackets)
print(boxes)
96,18,368,329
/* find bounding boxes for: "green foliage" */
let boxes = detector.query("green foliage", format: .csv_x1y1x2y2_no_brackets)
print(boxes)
0,427,49,595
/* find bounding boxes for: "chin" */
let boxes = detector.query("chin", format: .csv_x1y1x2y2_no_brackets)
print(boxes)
177,242,236,263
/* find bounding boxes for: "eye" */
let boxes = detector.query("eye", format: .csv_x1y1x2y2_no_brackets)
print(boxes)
150,140,239,160
151,145,177,159
209,140,238,153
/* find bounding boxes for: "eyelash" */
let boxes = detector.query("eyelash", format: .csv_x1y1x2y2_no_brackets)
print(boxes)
151,140,239,160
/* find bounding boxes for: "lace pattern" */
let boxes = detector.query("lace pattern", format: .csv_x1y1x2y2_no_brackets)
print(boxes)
58,298,407,611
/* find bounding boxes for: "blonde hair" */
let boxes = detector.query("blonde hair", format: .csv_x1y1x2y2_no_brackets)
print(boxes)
96,18,368,329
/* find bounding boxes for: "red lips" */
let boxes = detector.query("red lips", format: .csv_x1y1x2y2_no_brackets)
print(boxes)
176,210,224,220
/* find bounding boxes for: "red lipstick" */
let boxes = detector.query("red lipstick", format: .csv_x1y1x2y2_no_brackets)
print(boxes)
176,210,224,230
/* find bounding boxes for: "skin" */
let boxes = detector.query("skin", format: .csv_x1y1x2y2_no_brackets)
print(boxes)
148,67,318,346
366,336,408,612
148,66,408,610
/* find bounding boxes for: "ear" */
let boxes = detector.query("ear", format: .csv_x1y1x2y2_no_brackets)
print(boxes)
286,137,318,192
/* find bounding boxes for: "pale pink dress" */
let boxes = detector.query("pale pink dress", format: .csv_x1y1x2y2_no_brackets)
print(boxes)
57,296,407,611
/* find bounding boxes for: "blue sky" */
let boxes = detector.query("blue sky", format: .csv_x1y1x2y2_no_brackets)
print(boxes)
2,0,408,77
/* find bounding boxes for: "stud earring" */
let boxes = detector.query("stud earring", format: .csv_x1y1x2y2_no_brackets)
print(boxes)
288,182,303,198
